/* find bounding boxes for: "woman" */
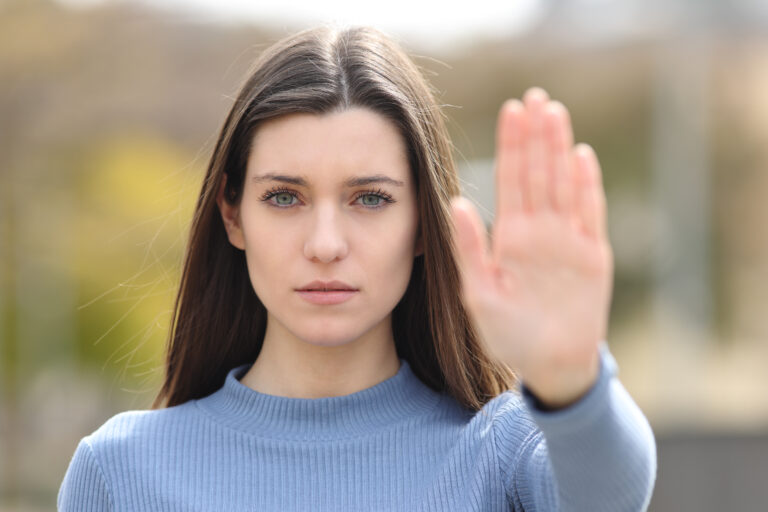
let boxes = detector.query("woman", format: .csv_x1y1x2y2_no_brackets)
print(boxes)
59,25,656,511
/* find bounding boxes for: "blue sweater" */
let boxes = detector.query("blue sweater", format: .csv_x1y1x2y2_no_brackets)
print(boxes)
58,342,656,511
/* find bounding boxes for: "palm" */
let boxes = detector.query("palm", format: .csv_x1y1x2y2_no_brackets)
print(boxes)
450,88,614,407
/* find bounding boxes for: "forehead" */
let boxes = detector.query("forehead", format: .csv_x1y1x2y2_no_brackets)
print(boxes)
246,108,411,183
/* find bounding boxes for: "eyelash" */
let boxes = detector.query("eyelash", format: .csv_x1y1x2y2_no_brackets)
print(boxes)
259,186,396,210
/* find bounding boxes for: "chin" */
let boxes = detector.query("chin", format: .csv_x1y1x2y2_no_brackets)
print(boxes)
287,321,362,346
303,338,357,348
297,333,361,348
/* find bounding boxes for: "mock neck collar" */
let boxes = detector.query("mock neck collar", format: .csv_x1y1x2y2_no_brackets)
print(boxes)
194,358,442,440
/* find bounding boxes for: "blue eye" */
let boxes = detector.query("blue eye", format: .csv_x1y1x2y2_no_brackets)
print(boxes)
357,193,385,207
351,188,396,209
259,187,396,210
273,192,296,206
258,188,298,208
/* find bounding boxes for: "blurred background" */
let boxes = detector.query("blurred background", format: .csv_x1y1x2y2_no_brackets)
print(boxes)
1,0,767,510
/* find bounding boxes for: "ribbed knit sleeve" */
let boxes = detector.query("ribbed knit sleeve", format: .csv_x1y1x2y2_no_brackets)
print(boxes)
494,342,657,511
58,437,114,512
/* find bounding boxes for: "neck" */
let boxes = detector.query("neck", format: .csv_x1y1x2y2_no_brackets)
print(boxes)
195,356,443,441
239,314,401,398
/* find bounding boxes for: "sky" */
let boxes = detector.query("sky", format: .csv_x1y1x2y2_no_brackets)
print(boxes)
56,0,548,51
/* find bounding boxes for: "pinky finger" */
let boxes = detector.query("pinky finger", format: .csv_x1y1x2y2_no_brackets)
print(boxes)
572,144,607,240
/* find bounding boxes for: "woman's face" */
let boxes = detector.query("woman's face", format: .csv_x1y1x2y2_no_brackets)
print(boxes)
220,107,422,348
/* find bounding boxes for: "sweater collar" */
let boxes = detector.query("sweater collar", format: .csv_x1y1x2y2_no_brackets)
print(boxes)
194,358,442,440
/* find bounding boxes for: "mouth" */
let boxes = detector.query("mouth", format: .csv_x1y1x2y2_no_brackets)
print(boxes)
297,280,358,292
301,288,355,291
296,283,358,305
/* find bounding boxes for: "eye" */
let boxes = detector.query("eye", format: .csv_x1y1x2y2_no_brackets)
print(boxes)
258,187,396,210
259,187,299,208
360,194,381,206
353,189,395,209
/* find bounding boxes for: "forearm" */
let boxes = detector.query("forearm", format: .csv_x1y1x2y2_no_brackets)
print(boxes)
518,342,657,511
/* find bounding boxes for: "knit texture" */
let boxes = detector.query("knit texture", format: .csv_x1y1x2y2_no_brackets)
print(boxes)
58,342,656,511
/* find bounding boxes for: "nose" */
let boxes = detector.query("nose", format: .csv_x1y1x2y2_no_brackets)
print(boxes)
303,202,349,263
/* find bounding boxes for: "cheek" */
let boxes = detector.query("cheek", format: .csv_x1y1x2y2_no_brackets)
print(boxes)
239,208,296,293
369,213,419,288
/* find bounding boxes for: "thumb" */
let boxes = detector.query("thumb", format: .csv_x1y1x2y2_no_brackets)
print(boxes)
450,196,493,296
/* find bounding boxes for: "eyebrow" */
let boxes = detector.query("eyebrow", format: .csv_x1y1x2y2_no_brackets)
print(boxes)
251,172,405,188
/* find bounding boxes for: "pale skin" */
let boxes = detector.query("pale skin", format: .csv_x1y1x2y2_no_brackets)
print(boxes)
217,108,417,399
450,86,613,409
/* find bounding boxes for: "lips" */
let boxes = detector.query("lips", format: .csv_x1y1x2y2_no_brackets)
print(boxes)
297,279,358,291
296,280,359,306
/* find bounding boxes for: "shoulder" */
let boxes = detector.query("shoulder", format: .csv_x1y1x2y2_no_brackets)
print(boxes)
477,389,539,436
436,387,540,447
59,401,202,510
60,404,195,510
83,400,200,456
72,401,205,487
472,389,545,475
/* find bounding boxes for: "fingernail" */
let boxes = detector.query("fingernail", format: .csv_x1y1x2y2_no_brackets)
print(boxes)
503,99,523,113
575,143,594,158
524,87,549,103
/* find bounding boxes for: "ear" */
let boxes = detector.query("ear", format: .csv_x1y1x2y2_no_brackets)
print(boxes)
216,174,246,251
414,226,423,258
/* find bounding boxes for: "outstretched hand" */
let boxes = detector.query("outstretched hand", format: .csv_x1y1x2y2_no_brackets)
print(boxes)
450,87,614,409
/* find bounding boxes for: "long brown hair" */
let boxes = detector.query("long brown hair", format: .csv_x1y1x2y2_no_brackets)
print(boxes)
151,25,517,412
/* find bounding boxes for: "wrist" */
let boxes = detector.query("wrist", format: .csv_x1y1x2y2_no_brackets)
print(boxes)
521,349,601,410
